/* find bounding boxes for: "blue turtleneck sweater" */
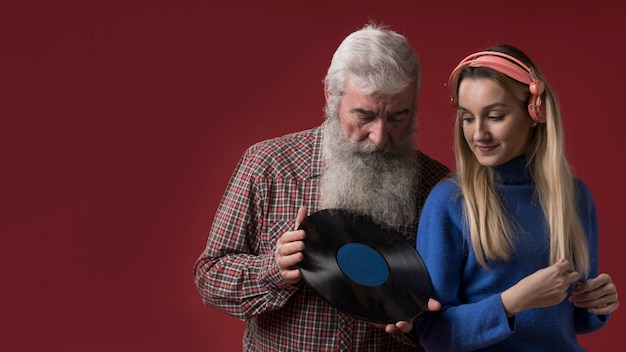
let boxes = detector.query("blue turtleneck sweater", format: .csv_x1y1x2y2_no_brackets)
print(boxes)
415,156,608,352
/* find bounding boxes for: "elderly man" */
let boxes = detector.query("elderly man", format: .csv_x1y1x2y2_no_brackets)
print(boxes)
193,23,449,351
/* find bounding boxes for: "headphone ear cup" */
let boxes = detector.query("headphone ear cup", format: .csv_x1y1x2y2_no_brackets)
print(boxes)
528,79,546,123
528,104,542,123
529,79,545,96
528,96,547,123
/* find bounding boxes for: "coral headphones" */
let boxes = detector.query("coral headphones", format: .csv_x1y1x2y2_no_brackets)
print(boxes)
447,51,546,123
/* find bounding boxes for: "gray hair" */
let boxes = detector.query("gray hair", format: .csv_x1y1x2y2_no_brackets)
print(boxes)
323,23,420,115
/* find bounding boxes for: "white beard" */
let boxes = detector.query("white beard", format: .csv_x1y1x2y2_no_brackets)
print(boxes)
319,115,420,229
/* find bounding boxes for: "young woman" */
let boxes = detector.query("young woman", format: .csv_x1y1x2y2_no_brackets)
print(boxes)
415,44,619,351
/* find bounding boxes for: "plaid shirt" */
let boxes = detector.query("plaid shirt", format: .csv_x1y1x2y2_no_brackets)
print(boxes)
194,126,450,351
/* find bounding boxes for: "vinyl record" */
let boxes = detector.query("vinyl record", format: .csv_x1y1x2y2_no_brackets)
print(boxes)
297,208,434,323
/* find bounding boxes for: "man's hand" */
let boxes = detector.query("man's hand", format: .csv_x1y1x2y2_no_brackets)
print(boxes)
370,298,442,333
275,206,308,284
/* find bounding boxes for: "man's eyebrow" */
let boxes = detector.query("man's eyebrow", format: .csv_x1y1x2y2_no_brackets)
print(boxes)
351,108,376,116
351,108,411,116
390,108,410,117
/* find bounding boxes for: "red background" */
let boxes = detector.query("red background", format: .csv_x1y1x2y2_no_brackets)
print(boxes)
2,1,624,351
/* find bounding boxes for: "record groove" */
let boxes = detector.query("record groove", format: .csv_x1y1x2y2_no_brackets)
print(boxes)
297,208,433,323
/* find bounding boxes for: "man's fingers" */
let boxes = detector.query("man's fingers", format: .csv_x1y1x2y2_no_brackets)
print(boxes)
295,206,308,230
277,236,305,257
426,298,442,312
280,251,304,269
280,266,302,285
394,320,413,333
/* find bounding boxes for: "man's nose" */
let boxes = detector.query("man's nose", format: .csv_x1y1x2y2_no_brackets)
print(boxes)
368,119,390,146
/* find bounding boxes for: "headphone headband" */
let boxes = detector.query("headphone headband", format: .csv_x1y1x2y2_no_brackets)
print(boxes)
447,50,546,123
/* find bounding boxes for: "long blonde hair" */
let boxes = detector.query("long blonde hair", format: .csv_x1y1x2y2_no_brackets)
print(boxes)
452,45,590,277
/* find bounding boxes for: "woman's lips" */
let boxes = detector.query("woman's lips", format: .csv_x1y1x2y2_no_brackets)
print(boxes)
477,145,497,153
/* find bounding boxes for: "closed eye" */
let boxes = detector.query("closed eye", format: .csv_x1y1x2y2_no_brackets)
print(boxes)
458,111,474,123
388,109,410,122
352,108,377,123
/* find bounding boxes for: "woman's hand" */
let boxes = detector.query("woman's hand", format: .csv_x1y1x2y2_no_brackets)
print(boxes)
570,273,619,315
501,259,580,317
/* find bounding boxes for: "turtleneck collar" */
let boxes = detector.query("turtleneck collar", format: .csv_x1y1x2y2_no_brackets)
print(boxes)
493,155,533,185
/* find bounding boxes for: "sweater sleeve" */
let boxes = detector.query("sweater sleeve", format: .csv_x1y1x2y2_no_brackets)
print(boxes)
573,178,610,333
415,180,515,351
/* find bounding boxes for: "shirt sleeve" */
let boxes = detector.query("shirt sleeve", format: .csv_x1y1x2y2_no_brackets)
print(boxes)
414,180,514,351
192,147,299,321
